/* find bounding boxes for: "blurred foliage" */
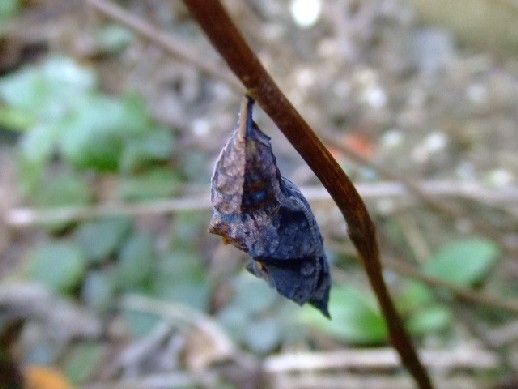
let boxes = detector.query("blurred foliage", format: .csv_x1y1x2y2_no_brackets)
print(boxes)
399,238,501,336
423,238,500,286
0,50,507,375
0,0,516,378
0,56,175,193
299,286,388,345
407,0,518,53
0,0,19,25
302,238,500,344
120,168,181,201
95,25,134,54
218,274,301,353
26,242,87,294
63,342,107,384
75,216,133,263
152,250,211,311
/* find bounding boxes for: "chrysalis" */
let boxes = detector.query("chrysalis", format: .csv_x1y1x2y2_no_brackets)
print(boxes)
209,97,331,318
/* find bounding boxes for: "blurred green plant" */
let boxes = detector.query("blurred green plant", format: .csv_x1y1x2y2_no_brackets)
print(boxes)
95,25,134,54
0,56,175,194
0,0,19,25
152,250,211,311
218,274,302,354
299,285,388,345
423,238,500,286
399,238,500,335
301,238,500,343
64,342,107,384
2,55,504,357
0,57,193,316
74,216,133,263
26,242,87,294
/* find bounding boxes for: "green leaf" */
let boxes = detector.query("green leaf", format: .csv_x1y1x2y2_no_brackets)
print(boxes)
96,24,133,53
0,0,19,24
59,97,123,170
299,286,388,345
120,128,174,173
17,123,67,194
0,56,96,121
82,270,114,312
63,124,124,171
26,242,87,293
407,305,452,336
115,232,155,290
424,239,500,286
59,94,151,171
19,123,61,165
75,216,132,263
152,251,209,310
0,106,35,130
119,93,153,133
155,251,205,284
120,168,181,201
217,306,249,342
121,310,160,338
18,156,44,196
64,342,106,384
170,212,208,249
243,317,281,354
29,172,92,208
157,283,211,312
217,274,284,349
232,274,278,316
398,281,435,315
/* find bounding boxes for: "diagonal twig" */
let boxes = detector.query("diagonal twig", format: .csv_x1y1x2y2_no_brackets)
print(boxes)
180,1,432,387
84,0,241,90
383,257,518,314
327,241,518,314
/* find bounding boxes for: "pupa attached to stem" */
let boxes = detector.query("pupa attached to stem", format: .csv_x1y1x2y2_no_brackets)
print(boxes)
209,96,331,318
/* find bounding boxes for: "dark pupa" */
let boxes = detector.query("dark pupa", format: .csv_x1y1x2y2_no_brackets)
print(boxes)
209,96,331,318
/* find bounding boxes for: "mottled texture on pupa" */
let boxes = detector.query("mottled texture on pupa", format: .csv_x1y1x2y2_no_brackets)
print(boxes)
209,98,331,318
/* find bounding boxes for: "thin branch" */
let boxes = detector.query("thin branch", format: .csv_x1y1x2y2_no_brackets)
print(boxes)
331,141,517,253
383,257,518,314
273,374,489,389
181,1,431,387
7,181,517,227
0,282,101,338
120,294,262,384
452,304,516,376
328,241,518,314
264,347,498,372
84,0,241,90
6,195,210,227
121,294,235,363
84,372,201,389
84,0,515,255
488,321,518,347
108,321,174,374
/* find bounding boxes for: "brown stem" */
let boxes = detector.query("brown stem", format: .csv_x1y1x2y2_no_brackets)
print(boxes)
182,1,432,388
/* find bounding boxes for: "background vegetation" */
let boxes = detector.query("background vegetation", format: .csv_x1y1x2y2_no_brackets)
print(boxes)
0,0,517,387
